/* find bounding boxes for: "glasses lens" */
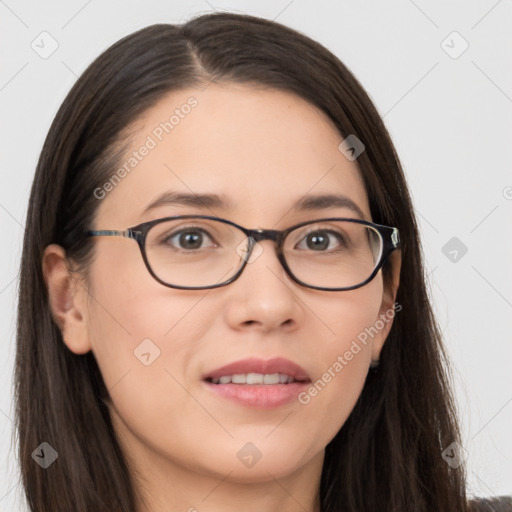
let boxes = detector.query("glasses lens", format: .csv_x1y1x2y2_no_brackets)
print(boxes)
145,218,248,288
144,218,383,289
283,220,383,289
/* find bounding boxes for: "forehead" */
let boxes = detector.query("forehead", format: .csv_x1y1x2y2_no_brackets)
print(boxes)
94,83,370,227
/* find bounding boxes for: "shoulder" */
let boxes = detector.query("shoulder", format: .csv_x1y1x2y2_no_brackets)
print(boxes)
468,495,512,512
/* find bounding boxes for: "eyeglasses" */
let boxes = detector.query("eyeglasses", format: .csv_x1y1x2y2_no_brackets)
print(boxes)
84,215,400,291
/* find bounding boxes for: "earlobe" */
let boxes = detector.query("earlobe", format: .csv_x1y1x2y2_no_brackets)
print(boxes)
42,244,92,355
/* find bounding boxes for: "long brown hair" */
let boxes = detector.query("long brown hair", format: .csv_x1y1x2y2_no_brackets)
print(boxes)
15,12,473,511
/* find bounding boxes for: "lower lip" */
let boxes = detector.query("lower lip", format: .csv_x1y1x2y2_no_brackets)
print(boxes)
203,381,310,409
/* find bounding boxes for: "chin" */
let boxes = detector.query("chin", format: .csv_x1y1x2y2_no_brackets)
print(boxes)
192,440,319,483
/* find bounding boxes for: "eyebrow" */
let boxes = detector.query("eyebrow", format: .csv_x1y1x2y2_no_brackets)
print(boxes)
143,191,366,220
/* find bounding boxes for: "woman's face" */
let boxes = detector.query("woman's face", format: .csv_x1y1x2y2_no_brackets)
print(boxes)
45,83,399,486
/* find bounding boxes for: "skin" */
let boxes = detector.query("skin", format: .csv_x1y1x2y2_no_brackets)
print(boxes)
43,83,401,512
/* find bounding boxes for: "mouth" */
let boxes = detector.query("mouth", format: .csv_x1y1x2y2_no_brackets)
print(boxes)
202,357,311,409
202,356,311,384
205,373,309,385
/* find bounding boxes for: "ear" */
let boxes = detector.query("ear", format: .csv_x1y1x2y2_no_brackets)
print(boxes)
371,249,402,363
42,244,92,355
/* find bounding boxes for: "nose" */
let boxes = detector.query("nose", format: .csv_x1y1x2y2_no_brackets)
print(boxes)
223,237,300,333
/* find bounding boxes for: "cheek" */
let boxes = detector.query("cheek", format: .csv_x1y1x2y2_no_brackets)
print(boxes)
84,273,212,463
314,274,384,356
84,249,204,392
295,280,384,442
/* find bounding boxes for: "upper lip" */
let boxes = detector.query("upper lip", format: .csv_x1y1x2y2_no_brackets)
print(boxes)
203,357,311,382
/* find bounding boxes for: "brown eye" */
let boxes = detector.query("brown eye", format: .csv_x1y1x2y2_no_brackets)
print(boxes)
162,228,217,251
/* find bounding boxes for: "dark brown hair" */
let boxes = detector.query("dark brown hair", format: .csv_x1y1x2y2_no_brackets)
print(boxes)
15,11,480,511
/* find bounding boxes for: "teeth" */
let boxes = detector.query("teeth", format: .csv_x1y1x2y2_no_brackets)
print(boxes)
262,373,280,384
209,373,296,385
247,373,264,384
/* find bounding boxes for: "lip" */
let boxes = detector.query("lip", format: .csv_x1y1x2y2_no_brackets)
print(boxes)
202,357,311,382
202,357,311,409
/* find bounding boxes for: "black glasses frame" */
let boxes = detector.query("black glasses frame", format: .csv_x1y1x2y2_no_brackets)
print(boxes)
85,215,400,291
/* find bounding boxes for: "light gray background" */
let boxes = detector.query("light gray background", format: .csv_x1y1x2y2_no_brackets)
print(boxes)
1,1,511,510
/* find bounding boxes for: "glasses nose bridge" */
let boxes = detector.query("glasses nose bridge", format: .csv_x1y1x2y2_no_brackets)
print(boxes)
239,228,289,282
242,227,285,264
247,227,282,244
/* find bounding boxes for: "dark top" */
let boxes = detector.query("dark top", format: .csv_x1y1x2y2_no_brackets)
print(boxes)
469,496,512,511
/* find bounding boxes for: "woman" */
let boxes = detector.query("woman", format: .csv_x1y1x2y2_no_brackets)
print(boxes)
14,11,511,512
